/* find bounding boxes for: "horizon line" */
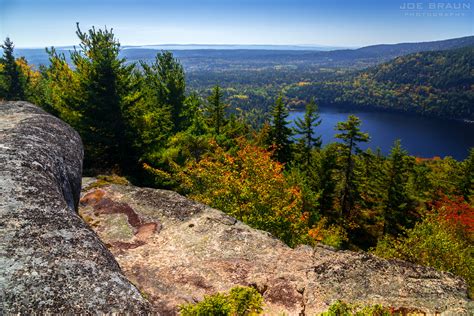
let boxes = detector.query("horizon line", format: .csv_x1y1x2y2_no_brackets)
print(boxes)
10,34,474,50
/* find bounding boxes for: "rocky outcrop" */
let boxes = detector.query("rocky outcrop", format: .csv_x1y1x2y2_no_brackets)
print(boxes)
80,180,473,315
1,101,472,315
0,102,151,314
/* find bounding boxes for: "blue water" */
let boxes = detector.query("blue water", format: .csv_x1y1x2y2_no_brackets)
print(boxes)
288,106,474,160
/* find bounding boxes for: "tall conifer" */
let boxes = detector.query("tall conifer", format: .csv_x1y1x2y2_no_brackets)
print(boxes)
269,94,293,163
335,115,369,215
0,37,25,100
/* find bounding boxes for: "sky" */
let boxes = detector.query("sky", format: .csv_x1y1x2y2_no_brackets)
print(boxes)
0,0,472,48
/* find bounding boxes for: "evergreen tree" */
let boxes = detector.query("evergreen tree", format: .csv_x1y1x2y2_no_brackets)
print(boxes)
383,140,413,235
185,93,208,136
71,23,139,172
313,144,339,216
42,47,81,123
459,148,474,201
294,98,322,166
141,51,186,132
206,85,227,134
335,115,369,215
130,72,173,164
358,148,386,212
0,37,25,100
269,94,293,163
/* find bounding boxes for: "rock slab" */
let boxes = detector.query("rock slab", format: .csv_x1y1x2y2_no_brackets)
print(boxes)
80,181,473,315
0,102,151,314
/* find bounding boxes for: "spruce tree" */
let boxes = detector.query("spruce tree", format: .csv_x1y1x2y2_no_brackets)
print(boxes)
383,140,413,235
0,37,25,100
294,98,321,166
206,85,227,134
313,144,339,216
71,23,138,172
269,94,293,163
141,51,186,132
335,115,369,215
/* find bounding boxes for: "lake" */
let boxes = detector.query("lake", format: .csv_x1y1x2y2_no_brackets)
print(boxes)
288,106,474,160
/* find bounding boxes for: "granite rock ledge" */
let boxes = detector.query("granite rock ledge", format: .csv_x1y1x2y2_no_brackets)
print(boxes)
0,101,151,314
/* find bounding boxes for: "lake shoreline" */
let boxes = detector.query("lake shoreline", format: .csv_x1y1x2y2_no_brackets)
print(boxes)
289,102,473,124
288,104,474,161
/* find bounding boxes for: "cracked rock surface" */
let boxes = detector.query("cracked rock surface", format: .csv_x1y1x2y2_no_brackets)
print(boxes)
80,180,473,315
0,101,151,314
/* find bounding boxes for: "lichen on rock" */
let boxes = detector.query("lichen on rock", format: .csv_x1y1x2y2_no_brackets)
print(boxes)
0,101,151,314
80,180,473,315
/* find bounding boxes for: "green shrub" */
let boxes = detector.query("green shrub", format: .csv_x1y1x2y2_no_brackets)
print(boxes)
180,293,231,316
84,174,130,190
373,216,474,296
228,286,264,315
180,286,264,316
309,217,348,250
319,300,390,316
319,300,352,316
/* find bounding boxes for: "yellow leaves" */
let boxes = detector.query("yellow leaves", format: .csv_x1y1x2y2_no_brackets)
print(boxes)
15,58,41,84
181,139,308,246
231,94,249,100
296,81,311,87
143,163,173,182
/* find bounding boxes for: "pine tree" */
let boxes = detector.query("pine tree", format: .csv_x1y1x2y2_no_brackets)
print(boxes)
383,140,413,235
269,94,293,163
335,115,369,215
141,51,186,132
294,98,321,166
0,37,25,100
206,85,227,134
71,23,139,172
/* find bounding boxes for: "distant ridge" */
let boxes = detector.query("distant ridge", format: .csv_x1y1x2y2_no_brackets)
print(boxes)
352,35,474,58
12,35,474,68
121,36,473,53
121,44,348,51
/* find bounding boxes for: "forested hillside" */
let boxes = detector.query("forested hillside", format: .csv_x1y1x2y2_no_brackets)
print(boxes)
287,47,474,120
353,35,474,59
10,36,474,121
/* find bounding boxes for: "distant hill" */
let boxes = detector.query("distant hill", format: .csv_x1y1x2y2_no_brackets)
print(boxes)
352,36,474,59
287,46,474,120
365,46,473,88
13,35,474,70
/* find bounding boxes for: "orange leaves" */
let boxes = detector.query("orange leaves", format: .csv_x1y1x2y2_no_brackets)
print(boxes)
181,139,308,246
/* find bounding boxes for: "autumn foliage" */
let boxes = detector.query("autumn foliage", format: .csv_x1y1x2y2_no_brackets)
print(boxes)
430,194,474,235
180,139,309,246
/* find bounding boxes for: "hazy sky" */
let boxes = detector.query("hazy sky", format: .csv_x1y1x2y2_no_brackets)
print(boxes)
0,0,472,47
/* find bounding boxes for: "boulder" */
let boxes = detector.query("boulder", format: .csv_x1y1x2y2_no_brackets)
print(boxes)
0,101,151,314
